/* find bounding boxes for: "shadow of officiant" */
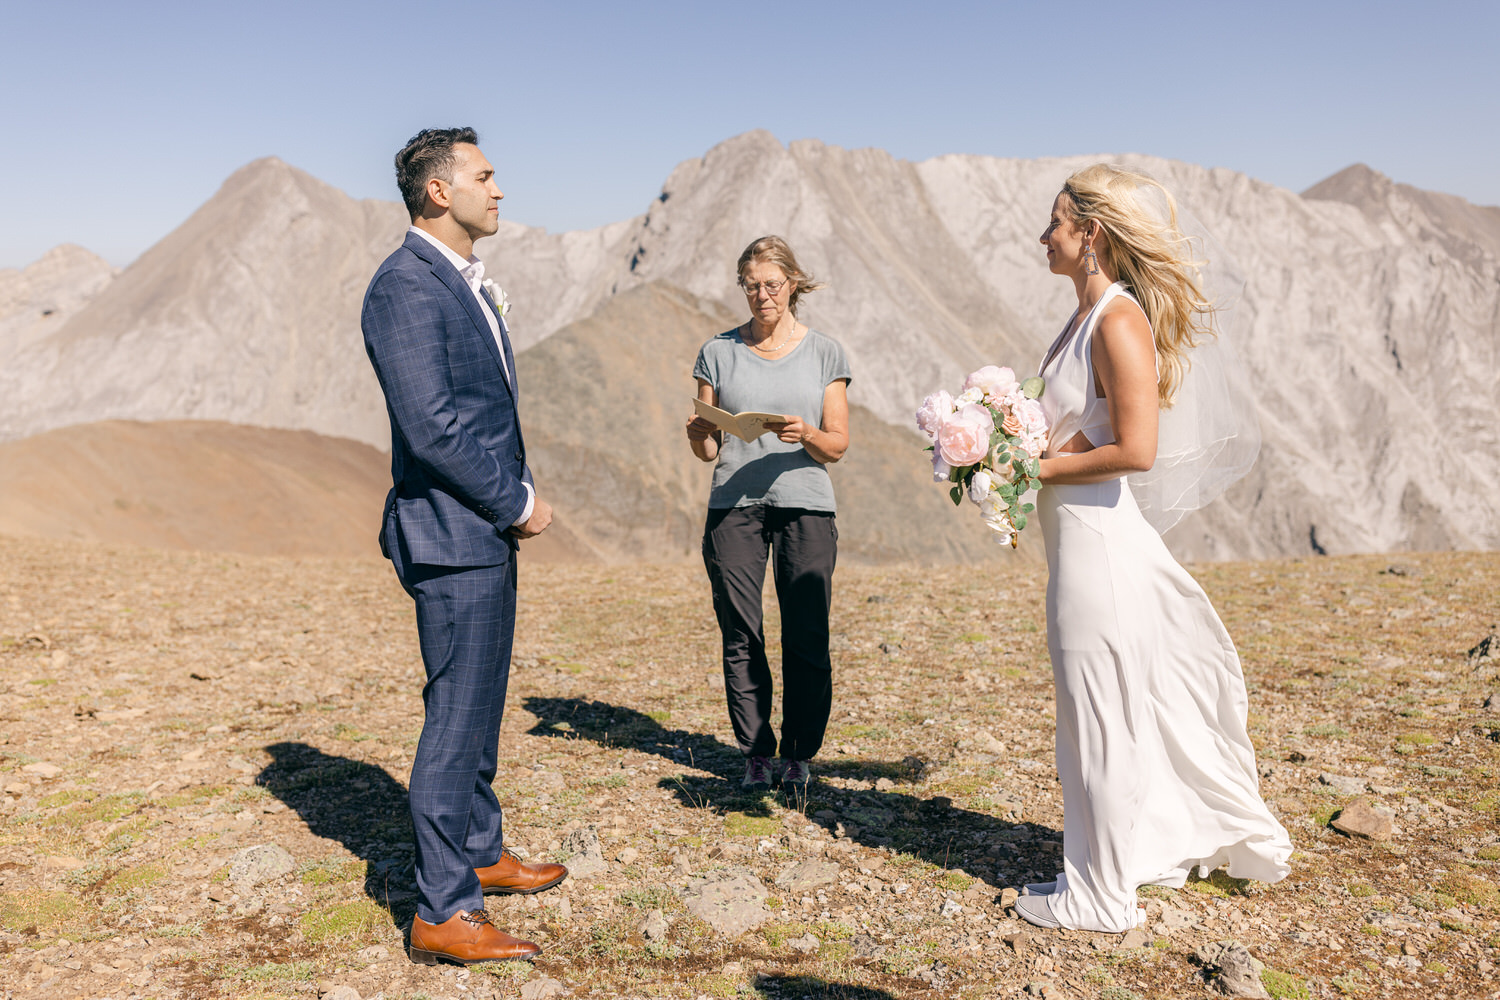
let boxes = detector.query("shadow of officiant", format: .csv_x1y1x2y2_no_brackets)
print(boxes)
522,696,1060,891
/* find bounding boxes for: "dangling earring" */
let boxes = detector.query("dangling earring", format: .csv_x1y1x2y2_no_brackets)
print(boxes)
1083,243,1100,276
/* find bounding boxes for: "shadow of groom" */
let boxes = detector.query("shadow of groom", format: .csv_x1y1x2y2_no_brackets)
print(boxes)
256,742,418,927
522,697,1060,890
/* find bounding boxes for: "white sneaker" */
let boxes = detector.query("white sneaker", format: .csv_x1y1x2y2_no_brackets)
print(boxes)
741,756,772,790
1023,880,1057,896
1014,893,1062,929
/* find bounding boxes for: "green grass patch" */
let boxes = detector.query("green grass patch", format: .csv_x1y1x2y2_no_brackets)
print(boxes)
1261,969,1310,999
1477,845,1500,861
230,960,317,983
333,722,377,742
1187,870,1252,897
959,632,988,643
1304,723,1348,738
32,791,144,827
153,921,203,938
585,773,628,789
299,857,367,886
299,899,387,943
762,920,813,948
615,886,676,910
934,871,974,892
0,889,88,934
1397,733,1436,746
1099,987,1145,1000
1440,873,1500,911
723,812,778,838
157,785,229,808
37,788,92,809
105,864,168,894
1346,881,1377,898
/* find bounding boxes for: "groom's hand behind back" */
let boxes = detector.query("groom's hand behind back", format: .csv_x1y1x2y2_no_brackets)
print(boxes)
512,497,553,539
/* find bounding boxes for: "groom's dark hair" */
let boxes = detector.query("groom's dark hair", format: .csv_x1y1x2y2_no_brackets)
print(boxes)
395,127,480,219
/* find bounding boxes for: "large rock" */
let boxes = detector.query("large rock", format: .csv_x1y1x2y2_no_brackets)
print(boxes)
681,868,772,937
1331,798,1396,841
228,844,295,889
1197,940,1269,998
556,826,607,878
773,859,840,893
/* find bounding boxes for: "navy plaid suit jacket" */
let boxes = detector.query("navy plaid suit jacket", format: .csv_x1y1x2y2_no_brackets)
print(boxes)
362,231,532,568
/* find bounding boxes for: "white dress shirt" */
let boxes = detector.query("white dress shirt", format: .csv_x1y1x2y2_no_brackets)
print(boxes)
407,225,533,527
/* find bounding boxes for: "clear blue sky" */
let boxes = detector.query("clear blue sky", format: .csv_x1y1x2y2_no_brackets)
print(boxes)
4,1,1494,269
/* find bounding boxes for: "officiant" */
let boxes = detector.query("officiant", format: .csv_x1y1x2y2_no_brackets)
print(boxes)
683,235,852,795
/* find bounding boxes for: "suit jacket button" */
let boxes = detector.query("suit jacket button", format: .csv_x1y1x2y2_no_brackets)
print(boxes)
515,450,524,461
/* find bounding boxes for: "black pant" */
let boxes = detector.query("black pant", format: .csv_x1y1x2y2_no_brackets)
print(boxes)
702,506,837,760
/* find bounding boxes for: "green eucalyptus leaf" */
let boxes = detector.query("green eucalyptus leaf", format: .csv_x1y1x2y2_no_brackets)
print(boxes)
1021,376,1045,399
949,485,963,506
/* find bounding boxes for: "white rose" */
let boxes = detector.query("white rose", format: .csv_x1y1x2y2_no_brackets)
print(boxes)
966,469,993,505
956,387,984,406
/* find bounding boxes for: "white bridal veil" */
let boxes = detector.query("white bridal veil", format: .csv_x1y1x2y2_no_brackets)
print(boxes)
1128,185,1261,534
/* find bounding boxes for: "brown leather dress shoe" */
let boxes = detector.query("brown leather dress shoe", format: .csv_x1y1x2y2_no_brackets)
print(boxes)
475,849,568,896
408,909,540,965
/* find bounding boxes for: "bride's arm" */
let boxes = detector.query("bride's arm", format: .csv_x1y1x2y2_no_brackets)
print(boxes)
1038,308,1159,485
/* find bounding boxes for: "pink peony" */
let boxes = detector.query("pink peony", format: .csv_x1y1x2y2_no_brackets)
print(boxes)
915,390,955,438
964,365,1019,401
936,403,994,467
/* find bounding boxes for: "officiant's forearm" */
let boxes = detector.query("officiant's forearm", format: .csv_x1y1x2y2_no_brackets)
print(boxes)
802,428,847,464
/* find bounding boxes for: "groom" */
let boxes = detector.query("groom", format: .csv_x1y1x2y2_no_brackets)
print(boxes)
362,127,565,965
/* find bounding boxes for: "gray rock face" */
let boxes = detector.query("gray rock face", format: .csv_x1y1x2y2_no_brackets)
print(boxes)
639,908,670,941
556,826,607,878
681,868,772,937
1197,940,1269,998
1331,798,1396,840
1318,772,1367,795
5,138,1498,561
774,859,839,892
519,978,565,1000
228,844,294,889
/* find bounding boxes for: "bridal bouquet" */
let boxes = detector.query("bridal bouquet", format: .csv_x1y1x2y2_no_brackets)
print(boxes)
915,366,1048,547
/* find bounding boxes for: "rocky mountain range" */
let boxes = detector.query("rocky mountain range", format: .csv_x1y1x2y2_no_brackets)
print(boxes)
1,131,1496,561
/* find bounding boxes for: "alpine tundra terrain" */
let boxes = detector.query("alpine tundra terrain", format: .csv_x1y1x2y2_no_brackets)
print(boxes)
1,132,1498,562
0,538,1498,999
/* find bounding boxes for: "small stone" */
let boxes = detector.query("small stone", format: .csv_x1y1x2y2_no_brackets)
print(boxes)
557,825,606,878
1330,798,1395,841
320,987,361,1000
849,934,885,958
786,932,820,953
640,908,670,941
1118,928,1150,949
1483,693,1499,713
617,847,639,865
206,885,233,902
42,855,85,870
520,978,565,1000
356,945,390,963
999,887,1019,908
939,898,963,918
1003,931,1031,955
1024,983,1048,997
874,777,895,792
1401,939,1419,957
21,762,61,778
1318,772,1366,795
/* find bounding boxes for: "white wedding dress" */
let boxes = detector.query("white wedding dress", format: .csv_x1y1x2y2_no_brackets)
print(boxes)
1033,282,1292,933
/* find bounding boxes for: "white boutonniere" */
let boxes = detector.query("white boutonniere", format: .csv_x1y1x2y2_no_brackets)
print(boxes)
481,278,510,317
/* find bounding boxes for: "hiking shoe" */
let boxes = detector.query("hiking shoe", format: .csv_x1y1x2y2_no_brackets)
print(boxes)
741,756,772,790
781,759,812,790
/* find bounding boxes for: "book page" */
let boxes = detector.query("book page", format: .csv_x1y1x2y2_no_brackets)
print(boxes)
692,397,788,442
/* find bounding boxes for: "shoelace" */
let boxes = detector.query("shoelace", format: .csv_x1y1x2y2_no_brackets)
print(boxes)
458,909,494,927
784,761,808,783
748,758,771,783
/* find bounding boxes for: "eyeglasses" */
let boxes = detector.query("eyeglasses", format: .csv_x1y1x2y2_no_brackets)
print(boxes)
739,277,789,296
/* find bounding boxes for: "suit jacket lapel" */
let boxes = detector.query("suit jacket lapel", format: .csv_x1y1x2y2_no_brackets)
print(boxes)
403,232,515,399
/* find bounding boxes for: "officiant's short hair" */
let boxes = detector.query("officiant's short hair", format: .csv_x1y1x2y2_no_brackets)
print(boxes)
396,127,480,218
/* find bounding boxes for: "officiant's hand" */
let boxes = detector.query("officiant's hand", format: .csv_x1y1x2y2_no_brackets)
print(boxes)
766,417,810,444
513,497,553,538
685,414,718,442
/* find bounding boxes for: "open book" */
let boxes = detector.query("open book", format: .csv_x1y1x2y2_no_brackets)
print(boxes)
693,397,789,442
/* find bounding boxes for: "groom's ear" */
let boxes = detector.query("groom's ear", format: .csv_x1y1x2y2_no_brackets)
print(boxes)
424,176,452,213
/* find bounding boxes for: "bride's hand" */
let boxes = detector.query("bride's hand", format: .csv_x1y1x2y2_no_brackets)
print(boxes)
766,417,811,444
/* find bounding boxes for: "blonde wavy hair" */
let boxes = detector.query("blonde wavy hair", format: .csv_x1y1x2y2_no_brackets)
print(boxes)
1061,164,1214,406
737,235,827,316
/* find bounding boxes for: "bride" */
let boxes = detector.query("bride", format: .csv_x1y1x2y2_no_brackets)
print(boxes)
1014,164,1293,933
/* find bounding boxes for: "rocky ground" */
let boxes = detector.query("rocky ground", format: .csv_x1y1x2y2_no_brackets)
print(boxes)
1,535,1497,999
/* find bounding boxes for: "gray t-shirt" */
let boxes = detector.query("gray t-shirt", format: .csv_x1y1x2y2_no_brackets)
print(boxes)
693,327,853,511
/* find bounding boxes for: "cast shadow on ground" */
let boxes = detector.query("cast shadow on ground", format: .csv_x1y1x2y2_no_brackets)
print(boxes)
522,697,1061,891
256,742,418,927
751,977,899,1000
